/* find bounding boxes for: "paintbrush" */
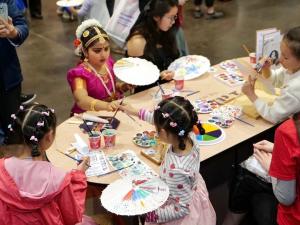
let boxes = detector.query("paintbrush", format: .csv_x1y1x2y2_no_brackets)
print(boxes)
111,97,125,122
83,119,93,137
157,82,165,94
185,90,200,97
234,117,255,127
56,149,91,167
97,163,134,177
242,44,251,55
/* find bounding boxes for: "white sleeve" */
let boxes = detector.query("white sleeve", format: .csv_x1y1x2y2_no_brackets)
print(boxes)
269,67,286,88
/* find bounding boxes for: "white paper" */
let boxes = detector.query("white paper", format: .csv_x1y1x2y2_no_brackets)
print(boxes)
256,28,277,62
85,151,110,177
72,133,89,155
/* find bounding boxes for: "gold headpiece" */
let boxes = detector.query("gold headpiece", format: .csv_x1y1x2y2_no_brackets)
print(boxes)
84,27,109,48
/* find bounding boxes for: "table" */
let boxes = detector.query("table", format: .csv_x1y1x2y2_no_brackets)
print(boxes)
46,57,276,224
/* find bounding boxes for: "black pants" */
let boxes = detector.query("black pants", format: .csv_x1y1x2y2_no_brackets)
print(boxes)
28,0,42,16
229,166,278,225
194,0,215,7
0,82,21,135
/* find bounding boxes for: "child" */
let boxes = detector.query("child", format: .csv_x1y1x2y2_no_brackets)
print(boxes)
120,96,216,225
242,26,300,124
0,104,96,225
67,19,132,115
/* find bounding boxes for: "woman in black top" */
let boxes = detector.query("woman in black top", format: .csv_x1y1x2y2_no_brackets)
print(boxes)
126,0,179,93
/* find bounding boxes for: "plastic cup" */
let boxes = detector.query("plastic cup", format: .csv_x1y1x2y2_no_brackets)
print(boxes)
89,133,101,150
162,89,173,100
174,75,184,91
249,52,256,64
102,129,116,148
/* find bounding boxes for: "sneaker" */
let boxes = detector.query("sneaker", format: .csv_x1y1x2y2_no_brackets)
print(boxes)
20,93,36,105
193,10,204,18
62,11,70,20
205,11,224,19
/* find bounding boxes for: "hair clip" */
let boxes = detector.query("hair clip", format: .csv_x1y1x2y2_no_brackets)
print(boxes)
11,114,17,120
170,122,177,127
19,105,24,110
50,108,55,113
178,130,185,136
30,135,38,142
154,105,160,110
37,121,44,127
41,111,50,116
7,124,13,131
162,113,169,118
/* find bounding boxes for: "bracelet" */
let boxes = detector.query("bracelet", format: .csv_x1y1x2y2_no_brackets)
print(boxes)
90,99,98,111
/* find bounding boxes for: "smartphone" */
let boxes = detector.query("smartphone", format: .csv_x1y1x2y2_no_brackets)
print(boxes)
0,3,8,22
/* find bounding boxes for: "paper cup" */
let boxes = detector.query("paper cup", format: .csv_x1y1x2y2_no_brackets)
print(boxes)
249,52,256,64
102,129,116,148
162,89,173,100
89,133,101,150
174,75,184,91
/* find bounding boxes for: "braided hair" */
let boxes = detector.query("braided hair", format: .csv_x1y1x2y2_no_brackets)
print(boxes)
153,96,205,150
5,104,57,157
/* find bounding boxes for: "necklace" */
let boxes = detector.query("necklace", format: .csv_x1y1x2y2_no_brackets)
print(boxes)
84,62,116,98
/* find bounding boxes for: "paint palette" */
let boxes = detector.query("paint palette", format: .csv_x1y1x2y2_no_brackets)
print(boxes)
133,131,157,148
208,105,243,128
193,122,225,145
193,99,219,114
219,60,238,71
101,176,169,215
214,71,245,87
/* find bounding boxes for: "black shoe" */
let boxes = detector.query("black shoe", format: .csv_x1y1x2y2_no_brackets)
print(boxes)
20,93,37,105
31,14,43,19
205,11,224,19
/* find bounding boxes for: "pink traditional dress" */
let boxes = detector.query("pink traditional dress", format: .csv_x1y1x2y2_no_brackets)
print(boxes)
0,157,96,225
67,56,122,114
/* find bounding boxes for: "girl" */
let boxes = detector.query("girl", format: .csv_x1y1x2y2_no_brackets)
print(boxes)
242,26,300,124
67,19,132,115
0,104,95,225
120,96,216,225
127,0,180,93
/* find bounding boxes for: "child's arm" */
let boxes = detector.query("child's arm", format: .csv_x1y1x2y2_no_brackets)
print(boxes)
69,0,93,17
119,105,154,124
57,170,87,225
146,170,194,223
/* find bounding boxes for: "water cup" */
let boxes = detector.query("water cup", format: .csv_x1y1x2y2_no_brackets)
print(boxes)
162,89,173,100
102,129,116,148
174,75,184,91
89,132,101,150
249,52,256,64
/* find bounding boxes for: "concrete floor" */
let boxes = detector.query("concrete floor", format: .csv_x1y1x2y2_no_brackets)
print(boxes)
18,0,300,123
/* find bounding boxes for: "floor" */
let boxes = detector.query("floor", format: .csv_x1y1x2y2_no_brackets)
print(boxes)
19,0,300,124
16,1,300,224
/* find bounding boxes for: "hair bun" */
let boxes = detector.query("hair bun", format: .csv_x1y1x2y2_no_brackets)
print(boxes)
76,19,103,39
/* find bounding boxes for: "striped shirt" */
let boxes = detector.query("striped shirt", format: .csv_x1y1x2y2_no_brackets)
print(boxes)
139,109,201,223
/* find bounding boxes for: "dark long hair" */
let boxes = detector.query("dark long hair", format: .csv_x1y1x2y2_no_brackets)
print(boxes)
153,96,205,150
127,0,179,60
5,104,57,157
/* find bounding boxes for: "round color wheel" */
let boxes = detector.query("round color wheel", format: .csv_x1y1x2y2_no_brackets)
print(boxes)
195,122,225,145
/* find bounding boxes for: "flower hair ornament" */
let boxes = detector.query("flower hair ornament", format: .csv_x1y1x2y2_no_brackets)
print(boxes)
30,135,38,142
76,19,103,39
37,121,44,127
11,114,17,120
8,124,13,131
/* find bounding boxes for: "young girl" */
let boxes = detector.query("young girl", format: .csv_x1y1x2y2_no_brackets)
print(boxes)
67,19,132,115
0,104,95,225
120,96,216,225
242,26,300,124
127,0,180,93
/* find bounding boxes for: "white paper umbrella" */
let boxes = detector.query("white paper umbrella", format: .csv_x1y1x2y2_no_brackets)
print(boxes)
100,176,169,216
113,58,160,86
56,0,84,7
168,55,210,80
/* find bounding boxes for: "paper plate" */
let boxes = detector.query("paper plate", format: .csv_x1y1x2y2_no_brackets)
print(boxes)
168,55,210,80
113,58,160,86
101,176,169,215
56,0,84,7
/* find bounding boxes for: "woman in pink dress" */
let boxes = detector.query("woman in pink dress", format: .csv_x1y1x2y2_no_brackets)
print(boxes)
0,104,96,225
67,19,132,115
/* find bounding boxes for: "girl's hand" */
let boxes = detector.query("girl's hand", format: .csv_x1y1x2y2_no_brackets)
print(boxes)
178,0,188,5
77,156,90,172
253,140,274,153
119,103,139,117
253,149,272,172
160,70,174,80
241,76,257,102
0,17,18,39
107,102,119,111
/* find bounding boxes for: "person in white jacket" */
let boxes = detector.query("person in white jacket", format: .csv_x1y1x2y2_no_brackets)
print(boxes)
242,26,300,124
